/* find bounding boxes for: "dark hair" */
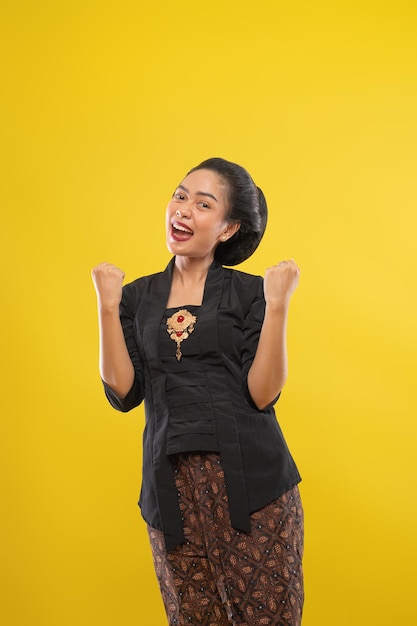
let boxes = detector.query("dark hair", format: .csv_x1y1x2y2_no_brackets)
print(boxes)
187,157,268,266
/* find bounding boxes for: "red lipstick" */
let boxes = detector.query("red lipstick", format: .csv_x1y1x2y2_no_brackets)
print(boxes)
171,221,194,241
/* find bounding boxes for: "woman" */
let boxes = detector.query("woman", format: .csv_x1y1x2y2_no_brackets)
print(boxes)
92,158,304,625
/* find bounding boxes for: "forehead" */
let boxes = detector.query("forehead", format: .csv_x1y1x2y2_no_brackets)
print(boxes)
180,169,227,197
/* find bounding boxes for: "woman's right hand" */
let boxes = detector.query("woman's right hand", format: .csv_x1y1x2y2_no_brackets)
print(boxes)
91,262,135,398
91,262,125,311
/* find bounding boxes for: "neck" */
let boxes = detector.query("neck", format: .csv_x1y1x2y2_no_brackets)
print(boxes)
165,255,214,308
173,255,214,286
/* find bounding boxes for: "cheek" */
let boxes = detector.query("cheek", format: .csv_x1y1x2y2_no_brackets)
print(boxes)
165,203,174,220
165,210,173,233
200,217,223,235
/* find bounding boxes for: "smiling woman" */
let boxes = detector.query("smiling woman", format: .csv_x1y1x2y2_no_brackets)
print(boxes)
166,167,240,270
91,157,303,625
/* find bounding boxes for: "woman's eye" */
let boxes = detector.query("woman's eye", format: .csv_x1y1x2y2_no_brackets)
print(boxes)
199,202,210,209
174,192,185,200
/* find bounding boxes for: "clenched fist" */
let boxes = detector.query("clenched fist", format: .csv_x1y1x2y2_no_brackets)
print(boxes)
263,260,300,309
91,262,125,311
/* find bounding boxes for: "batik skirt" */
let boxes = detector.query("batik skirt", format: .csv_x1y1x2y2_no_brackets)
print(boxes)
148,452,304,626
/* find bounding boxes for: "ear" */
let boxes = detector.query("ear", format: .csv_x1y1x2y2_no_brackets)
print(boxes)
220,221,240,242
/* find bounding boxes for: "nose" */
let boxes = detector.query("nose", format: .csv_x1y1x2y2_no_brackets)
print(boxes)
178,201,192,218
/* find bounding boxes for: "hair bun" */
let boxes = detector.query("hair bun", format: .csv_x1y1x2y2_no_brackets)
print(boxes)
215,186,268,266
188,158,268,266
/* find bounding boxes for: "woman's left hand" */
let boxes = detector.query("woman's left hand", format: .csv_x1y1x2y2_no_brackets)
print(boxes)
263,260,300,309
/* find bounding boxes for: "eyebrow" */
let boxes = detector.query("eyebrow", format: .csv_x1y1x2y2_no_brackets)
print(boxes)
177,184,218,202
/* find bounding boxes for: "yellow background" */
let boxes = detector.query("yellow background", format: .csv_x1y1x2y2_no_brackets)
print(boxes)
1,1,416,624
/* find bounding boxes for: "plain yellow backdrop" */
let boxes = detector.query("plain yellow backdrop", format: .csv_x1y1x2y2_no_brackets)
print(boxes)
1,1,416,624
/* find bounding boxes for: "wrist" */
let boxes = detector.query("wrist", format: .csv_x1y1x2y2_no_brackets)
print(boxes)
265,298,290,315
98,301,121,315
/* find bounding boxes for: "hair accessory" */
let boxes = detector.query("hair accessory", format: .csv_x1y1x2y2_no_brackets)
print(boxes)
166,309,197,361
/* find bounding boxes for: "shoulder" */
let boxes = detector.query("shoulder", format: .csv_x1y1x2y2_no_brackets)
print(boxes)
225,267,263,293
223,267,264,314
121,269,164,308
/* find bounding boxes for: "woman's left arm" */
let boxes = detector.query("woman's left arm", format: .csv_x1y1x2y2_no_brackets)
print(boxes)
247,260,300,410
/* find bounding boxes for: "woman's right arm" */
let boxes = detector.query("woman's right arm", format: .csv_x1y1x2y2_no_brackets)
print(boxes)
91,262,135,399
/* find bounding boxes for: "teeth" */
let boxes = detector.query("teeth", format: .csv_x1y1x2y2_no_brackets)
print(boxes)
173,222,193,234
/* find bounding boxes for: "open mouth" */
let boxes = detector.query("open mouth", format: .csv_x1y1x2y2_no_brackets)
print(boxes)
171,221,194,241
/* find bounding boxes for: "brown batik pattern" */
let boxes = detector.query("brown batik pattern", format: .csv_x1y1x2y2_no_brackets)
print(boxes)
147,453,304,626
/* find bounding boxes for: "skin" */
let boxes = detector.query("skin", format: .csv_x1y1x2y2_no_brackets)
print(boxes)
92,168,300,409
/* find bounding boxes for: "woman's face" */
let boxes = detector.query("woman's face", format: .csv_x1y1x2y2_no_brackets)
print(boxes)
166,169,240,261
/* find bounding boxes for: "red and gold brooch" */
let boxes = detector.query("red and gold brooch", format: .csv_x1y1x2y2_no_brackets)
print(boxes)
166,309,197,361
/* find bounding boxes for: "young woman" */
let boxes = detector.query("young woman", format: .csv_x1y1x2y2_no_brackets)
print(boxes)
92,158,304,625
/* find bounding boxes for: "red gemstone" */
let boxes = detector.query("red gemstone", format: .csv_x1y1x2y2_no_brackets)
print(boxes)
176,331,183,337
177,315,185,323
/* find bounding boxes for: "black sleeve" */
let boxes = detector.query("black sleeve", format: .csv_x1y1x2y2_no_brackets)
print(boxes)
241,279,281,411
102,283,146,413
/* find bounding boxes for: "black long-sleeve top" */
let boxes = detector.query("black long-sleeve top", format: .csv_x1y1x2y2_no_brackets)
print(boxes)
103,257,301,552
